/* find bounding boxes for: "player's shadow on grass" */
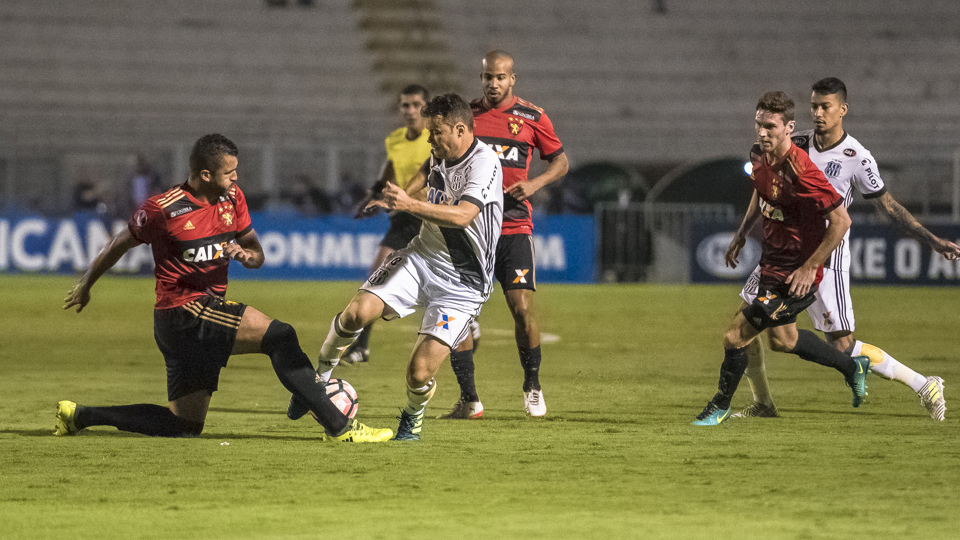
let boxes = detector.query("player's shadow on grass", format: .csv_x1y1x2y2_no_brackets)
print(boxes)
2,428,325,441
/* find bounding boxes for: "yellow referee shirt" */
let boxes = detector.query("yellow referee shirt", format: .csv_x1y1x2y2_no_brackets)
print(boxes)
385,127,431,190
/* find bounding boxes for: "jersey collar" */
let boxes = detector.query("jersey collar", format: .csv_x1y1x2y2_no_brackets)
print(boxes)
445,137,479,168
482,95,518,112
814,130,847,153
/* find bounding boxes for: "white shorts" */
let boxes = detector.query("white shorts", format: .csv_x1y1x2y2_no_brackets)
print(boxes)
739,265,855,333
361,248,486,349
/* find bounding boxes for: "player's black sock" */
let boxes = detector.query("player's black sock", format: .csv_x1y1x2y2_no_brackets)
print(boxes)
76,404,204,437
450,349,480,402
262,320,350,435
519,345,542,392
711,346,749,410
790,329,856,379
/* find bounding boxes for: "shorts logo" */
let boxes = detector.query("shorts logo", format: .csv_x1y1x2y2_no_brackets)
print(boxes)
823,311,834,326
757,294,777,305
436,314,456,329
513,269,530,284
769,303,787,320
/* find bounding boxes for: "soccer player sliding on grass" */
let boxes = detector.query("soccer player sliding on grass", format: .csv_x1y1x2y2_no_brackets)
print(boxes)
693,91,870,426
58,134,393,442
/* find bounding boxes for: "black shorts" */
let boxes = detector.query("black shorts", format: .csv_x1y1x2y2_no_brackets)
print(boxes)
495,234,537,291
381,212,422,251
154,296,247,401
742,284,818,332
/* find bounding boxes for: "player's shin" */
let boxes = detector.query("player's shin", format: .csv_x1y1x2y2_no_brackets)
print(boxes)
263,320,350,435
851,340,927,392
711,346,749,410
404,378,437,416
791,330,857,378
450,348,480,402
77,404,204,437
519,345,542,392
743,339,775,406
317,312,362,384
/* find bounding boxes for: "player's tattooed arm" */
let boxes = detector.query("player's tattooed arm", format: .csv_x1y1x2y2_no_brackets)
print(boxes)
872,192,960,260
64,227,142,313
227,230,265,269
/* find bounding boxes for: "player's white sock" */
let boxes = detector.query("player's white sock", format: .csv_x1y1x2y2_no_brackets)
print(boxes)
851,340,927,392
403,378,437,416
744,339,776,406
317,313,361,384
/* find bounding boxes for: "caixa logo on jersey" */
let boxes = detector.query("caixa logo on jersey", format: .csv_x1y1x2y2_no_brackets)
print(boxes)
183,241,228,263
695,233,761,279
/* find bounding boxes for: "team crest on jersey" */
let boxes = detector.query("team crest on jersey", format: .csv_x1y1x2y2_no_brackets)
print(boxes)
843,148,856,157
451,172,464,191
824,160,842,178
508,116,525,135
219,206,234,227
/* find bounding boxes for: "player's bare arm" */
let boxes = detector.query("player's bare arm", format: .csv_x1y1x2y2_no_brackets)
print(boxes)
871,192,960,260
225,229,265,269
506,153,570,201
373,182,480,229
726,190,762,268
785,204,851,296
63,227,142,313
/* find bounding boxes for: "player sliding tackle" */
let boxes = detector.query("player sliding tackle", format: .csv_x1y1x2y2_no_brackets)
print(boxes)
57,134,392,442
287,94,503,440
693,91,870,426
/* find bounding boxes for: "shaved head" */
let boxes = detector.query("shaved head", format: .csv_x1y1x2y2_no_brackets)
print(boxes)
481,50,517,107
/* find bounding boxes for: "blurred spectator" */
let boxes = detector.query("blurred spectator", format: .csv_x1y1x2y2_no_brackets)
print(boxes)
334,174,367,215
128,155,162,214
277,174,333,215
73,176,108,216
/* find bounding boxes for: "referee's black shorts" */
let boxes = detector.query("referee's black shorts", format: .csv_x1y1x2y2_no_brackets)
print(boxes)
154,296,247,401
381,212,422,251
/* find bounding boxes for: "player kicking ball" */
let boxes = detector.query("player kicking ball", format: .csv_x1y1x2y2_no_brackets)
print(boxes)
287,94,503,440
694,91,870,426
58,134,392,442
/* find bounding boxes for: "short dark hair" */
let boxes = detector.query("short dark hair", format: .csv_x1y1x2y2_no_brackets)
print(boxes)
400,84,429,101
422,93,474,130
189,134,238,176
756,91,795,123
811,77,848,104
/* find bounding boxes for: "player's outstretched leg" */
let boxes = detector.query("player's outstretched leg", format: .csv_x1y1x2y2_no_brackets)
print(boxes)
852,340,944,419
394,378,436,441
53,401,205,437
288,313,361,420
341,324,372,365
693,346,748,426
790,330,871,407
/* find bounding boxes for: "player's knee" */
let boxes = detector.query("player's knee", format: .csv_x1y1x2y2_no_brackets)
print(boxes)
768,335,796,353
262,320,299,358
406,364,433,388
175,417,205,437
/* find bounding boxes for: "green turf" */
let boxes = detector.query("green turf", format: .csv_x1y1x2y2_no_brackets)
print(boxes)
2,275,959,540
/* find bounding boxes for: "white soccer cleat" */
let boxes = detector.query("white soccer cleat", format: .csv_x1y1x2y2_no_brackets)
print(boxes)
918,376,946,421
524,389,546,417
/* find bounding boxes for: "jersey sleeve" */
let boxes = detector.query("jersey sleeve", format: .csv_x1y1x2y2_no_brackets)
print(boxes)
232,187,253,237
533,111,564,160
851,149,887,199
127,199,165,245
459,151,503,210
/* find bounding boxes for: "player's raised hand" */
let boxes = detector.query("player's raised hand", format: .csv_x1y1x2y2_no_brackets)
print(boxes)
725,233,746,268
63,283,91,313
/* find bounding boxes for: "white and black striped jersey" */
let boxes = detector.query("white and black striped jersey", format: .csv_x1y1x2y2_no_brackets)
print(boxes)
407,138,503,297
792,129,887,270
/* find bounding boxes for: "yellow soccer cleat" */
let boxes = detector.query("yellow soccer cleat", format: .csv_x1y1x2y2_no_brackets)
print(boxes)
323,419,393,443
53,400,81,436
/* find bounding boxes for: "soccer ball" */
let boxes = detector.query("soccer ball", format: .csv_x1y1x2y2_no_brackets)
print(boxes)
325,378,359,419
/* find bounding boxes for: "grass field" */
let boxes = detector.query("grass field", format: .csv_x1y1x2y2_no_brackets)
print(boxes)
2,275,959,540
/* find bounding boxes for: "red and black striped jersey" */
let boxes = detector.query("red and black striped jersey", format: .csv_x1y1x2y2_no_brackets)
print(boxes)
128,183,253,309
750,142,842,287
471,96,564,235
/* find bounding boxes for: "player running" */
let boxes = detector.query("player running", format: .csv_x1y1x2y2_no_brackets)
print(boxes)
441,50,569,419
287,94,503,440
694,91,871,426
57,134,392,442
343,84,433,365
733,77,959,421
